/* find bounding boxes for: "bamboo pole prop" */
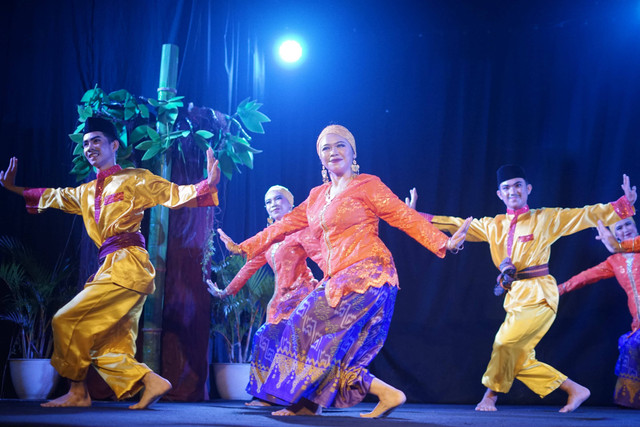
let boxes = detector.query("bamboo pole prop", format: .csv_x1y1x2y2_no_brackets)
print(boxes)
142,43,179,373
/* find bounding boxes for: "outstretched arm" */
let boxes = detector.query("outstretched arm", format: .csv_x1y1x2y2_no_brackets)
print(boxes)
0,157,25,196
622,173,636,206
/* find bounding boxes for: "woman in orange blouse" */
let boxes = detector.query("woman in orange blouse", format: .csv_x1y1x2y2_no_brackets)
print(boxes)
218,125,471,418
207,185,322,406
559,218,640,408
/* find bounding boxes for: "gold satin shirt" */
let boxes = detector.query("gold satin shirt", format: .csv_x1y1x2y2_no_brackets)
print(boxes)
430,196,633,313
24,166,218,295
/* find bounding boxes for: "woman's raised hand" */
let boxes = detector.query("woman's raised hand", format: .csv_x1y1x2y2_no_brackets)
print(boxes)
205,279,227,298
217,228,243,254
447,217,473,253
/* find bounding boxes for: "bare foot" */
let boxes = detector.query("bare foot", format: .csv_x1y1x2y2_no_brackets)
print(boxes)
41,381,91,407
360,382,406,418
559,379,590,413
475,388,498,412
245,398,272,407
272,399,321,416
41,391,92,407
129,372,172,410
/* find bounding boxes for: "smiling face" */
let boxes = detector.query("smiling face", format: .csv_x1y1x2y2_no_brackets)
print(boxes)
496,177,532,210
317,133,355,178
264,189,293,222
612,218,638,242
83,131,119,171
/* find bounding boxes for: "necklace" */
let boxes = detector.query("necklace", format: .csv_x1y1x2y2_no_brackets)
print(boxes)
326,175,355,202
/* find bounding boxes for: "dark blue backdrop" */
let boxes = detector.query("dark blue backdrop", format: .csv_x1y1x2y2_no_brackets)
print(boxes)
1,0,639,406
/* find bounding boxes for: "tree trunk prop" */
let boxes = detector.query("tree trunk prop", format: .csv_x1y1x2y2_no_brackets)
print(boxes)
142,43,179,373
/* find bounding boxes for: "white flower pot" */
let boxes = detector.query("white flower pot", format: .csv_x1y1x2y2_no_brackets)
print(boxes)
212,362,251,400
9,358,59,400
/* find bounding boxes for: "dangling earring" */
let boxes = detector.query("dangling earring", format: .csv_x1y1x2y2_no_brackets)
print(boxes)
321,166,329,183
351,159,360,175
267,217,274,225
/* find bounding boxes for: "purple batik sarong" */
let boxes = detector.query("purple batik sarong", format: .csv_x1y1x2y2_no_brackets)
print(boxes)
251,282,397,408
614,329,640,408
246,321,289,405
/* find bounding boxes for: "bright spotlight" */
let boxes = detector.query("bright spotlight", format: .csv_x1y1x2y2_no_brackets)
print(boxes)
274,36,306,68
279,40,302,63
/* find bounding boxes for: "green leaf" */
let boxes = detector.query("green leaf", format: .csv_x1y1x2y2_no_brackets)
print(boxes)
108,109,125,120
72,143,84,156
68,133,84,144
141,144,163,161
130,125,151,144
72,155,87,164
148,98,160,107
229,136,262,154
135,139,155,151
78,105,93,121
124,106,137,121
237,97,251,111
70,162,90,175
193,134,211,152
118,142,133,157
158,106,179,127
108,89,130,102
237,151,254,169
119,159,135,169
167,130,190,140
146,127,161,142
72,167,91,181
118,129,128,148
80,87,103,103
237,107,270,134
162,101,184,110
196,130,214,139
139,104,150,119
218,152,235,180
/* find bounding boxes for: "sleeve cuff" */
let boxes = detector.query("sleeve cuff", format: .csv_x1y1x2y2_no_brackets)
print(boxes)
23,188,46,214
419,212,434,222
612,195,635,219
195,180,219,207
621,236,640,253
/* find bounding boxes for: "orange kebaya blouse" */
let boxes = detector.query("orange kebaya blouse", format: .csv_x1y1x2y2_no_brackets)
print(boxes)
225,227,322,324
239,174,449,307
559,252,640,332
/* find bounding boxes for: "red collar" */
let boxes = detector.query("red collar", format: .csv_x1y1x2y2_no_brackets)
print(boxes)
97,164,122,180
506,205,530,216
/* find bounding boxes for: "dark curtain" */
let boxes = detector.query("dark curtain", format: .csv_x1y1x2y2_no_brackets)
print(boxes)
1,0,639,406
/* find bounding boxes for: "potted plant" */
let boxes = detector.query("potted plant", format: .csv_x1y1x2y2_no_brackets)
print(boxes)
209,254,274,399
0,236,76,400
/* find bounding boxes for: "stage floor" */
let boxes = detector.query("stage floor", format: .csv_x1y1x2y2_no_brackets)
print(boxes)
0,400,637,426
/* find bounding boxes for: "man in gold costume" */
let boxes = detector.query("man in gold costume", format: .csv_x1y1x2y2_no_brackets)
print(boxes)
0,117,221,409
408,165,636,412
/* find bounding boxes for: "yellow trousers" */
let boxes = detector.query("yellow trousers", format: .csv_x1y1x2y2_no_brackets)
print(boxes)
50,283,151,399
482,301,567,398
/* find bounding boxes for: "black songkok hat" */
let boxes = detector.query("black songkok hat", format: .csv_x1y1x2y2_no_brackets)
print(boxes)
497,164,527,186
83,117,118,141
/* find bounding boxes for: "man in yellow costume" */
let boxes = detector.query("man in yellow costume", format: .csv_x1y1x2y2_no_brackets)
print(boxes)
408,165,636,412
0,117,221,409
